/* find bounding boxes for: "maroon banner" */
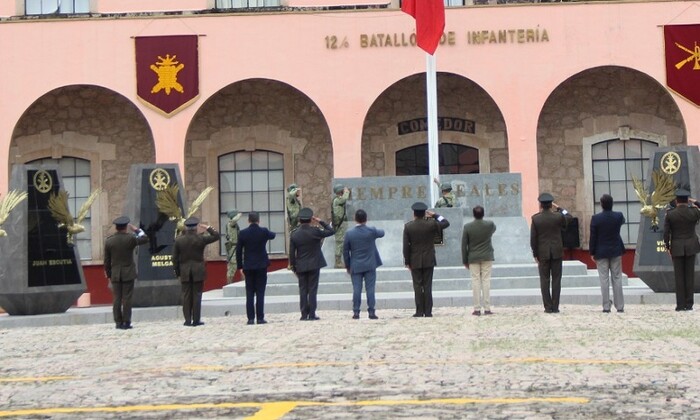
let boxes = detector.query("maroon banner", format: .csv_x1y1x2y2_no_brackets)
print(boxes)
135,35,199,116
665,24,700,107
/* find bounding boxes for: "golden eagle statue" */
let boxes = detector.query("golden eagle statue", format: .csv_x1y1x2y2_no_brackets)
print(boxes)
631,170,677,231
48,188,102,246
0,190,29,237
155,184,214,237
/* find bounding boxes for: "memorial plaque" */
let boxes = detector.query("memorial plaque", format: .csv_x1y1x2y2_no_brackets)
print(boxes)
322,174,532,266
0,165,86,315
124,164,184,307
633,146,700,292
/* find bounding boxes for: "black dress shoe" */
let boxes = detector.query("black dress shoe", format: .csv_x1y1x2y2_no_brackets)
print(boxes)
675,307,685,312
352,313,360,320
192,321,205,326
424,314,433,317
115,323,122,329
257,319,268,324
369,314,379,320
183,321,192,326
603,309,611,313
247,319,255,325
617,309,624,313
308,316,320,321
544,309,553,313
121,323,133,329
412,313,423,317
300,316,308,321
552,309,560,313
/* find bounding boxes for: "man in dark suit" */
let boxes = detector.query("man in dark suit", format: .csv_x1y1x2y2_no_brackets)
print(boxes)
663,188,700,311
236,211,276,325
589,194,626,313
343,209,385,319
289,207,335,320
172,217,220,326
530,193,571,313
403,202,450,317
104,216,149,329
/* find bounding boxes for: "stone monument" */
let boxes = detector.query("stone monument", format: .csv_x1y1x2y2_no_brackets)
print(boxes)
124,164,184,306
0,165,87,315
322,174,532,266
633,146,700,293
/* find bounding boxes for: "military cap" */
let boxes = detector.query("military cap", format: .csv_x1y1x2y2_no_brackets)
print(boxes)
411,202,428,212
184,217,200,227
333,184,345,194
287,183,299,193
298,207,313,221
113,216,130,227
538,193,554,203
227,209,239,219
440,182,452,192
675,188,691,198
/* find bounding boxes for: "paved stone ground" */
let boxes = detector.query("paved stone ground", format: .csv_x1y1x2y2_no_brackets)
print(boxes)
1,305,699,419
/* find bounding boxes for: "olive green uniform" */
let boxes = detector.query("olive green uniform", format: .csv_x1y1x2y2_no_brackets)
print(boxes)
225,213,242,283
332,188,350,267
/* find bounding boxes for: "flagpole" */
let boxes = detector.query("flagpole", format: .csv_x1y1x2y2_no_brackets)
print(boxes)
426,52,440,207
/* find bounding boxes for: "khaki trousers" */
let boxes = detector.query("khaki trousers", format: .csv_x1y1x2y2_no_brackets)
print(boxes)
469,261,493,311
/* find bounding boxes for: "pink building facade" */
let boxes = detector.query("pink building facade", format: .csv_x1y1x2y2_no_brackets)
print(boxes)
1,1,699,294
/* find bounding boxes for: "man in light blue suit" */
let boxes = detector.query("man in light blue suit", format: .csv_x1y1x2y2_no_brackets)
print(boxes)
343,209,385,320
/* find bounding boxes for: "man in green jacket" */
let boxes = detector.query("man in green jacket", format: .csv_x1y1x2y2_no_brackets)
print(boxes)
331,184,350,268
461,206,496,316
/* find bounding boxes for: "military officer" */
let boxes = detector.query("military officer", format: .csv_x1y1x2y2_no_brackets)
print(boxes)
104,216,149,329
225,209,242,284
286,183,303,233
331,184,350,268
663,189,700,311
172,217,220,326
433,178,455,208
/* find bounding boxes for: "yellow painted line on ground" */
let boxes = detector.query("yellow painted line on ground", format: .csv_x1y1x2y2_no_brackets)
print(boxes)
507,357,693,366
0,376,76,383
0,396,589,419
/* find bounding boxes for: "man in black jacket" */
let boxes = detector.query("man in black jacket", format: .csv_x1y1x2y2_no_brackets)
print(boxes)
289,207,335,320
664,189,700,311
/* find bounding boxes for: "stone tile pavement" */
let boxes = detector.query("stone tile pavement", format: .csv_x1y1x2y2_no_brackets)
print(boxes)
0,305,699,419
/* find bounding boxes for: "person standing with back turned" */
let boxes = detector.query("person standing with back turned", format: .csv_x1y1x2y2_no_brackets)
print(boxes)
589,194,626,313
664,188,700,312
461,205,497,316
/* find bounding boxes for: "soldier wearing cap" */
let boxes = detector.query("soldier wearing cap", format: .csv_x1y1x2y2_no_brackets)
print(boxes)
663,188,700,311
225,209,242,284
172,217,221,326
104,216,149,330
286,183,303,233
530,192,572,313
403,201,450,317
331,184,350,268
433,178,456,208
289,207,335,320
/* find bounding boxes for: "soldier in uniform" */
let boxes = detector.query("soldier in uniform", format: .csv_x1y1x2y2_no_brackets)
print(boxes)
172,217,220,326
403,202,450,317
103,216,149,329
286,183,303,233
225,209,242,284
663,189,700,311
331,184,350,268
433,178,455,208
530,193,572,313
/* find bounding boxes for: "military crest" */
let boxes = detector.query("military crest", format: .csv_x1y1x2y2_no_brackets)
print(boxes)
664,24,700,107
135,35,200,117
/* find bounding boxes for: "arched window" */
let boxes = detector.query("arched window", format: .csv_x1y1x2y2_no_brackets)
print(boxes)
28,157,93,260
218,150,286,254
591,139,657,244
396,143,479,175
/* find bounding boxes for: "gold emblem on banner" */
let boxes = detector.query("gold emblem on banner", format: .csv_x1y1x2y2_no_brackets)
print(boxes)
33,170,53,193
674,41,700,70
150,54,185,95
150,168,171,191
661,152,681,175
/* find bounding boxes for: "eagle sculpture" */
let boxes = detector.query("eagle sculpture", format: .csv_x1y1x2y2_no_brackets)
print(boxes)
155,184,214,237
0,190,29,237
48,188,102,245
631,170,677,231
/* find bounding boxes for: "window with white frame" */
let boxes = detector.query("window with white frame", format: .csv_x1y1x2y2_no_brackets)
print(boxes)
215,0,281,9
218,150,286,255
25,0,89,15
29,157,94,260
591,139,657,245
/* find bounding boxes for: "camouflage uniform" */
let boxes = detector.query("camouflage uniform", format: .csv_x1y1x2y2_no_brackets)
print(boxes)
286,184,303,233
435,183,456,208
332,185,350,268
225,210,242,283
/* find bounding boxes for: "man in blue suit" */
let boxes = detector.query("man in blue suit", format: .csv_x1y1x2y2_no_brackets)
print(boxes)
589,194,626,313
343,209,385,320
236,212,276,325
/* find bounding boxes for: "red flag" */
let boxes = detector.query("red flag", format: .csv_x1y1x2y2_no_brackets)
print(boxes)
402,0,445,55
664,24,700,107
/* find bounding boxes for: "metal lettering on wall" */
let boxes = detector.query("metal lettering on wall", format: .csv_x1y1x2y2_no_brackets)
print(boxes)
397,117,475,135
26,169,82,287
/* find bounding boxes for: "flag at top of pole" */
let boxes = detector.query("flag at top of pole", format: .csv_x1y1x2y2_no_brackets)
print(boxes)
401,0,446,55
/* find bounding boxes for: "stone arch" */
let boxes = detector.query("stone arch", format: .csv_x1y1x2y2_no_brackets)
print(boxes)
361,72,508,176
537,65,685,247
10,85,155,260
185,78,333,240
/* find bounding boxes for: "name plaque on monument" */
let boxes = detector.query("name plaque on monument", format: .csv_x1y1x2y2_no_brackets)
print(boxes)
124,164,184,307
0,165,86,315
634,146,700,293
